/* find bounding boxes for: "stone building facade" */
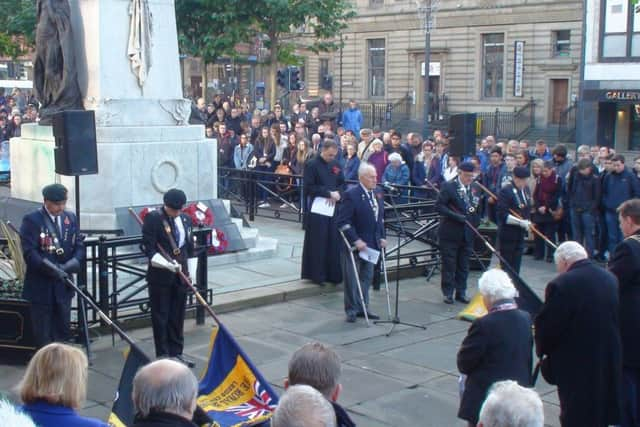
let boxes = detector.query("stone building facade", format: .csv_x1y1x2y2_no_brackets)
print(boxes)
302,0,584,130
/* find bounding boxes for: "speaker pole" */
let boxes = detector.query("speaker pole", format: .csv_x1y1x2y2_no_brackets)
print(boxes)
75,175,80,229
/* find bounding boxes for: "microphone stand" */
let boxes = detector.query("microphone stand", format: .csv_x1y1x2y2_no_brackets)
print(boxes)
374,187,426,336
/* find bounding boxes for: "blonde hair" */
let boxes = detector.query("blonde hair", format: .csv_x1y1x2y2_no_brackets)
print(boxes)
19,343,88,409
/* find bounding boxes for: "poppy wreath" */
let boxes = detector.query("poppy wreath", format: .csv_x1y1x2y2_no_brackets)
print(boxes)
138,206,158,222
182,203,228,254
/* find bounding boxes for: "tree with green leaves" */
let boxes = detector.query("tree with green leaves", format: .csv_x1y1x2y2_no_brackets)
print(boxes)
252,0,355,108
175,0,255,99
0,0,36,58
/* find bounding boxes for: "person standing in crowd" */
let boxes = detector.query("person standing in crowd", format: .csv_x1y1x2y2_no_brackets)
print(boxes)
357,128,373,158
602,154,640,258
609,199,640,427
567,158,600,258
633,156,640,180
272,385,336,427
250,126,277,207
386,131,414,172
285,343,355,427
337,163,385,322
496,166,532,278
535,241,622,427
412,140,442,198
437,161,482,304
343,142,360,183
443,155,460,182
141,189,196,367
531,161,560,262
131,359,199,427
341,99,363,137
188,97,207,126
318,92,340,131
301,140,344,285
530,139,552,162
20,184,84,348
383,152,410,203
457,269,532,427
477,381,544,427
19,343,109,427
483,147,506,223
233,133,253,170
290,138,313,176
367,139,388,182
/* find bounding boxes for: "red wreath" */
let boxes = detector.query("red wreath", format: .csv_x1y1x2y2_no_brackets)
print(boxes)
138,206,159,222
181,202,228,254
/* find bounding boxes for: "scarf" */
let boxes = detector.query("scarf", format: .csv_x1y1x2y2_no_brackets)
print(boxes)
534,171,558,207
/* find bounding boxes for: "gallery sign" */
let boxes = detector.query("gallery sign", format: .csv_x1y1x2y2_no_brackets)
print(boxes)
513,41,525,97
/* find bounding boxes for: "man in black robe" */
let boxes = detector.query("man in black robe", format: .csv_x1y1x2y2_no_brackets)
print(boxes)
301,139,344,284
535,241,622,427
609,199,640,427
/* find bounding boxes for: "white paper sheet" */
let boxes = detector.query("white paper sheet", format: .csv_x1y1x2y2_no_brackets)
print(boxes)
359,247,380,264
310,197,336,217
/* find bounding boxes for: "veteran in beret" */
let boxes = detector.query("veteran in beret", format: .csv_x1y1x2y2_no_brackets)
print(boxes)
436,161,482,304
496,166,533,280
20,183,84,348
141,188,197,367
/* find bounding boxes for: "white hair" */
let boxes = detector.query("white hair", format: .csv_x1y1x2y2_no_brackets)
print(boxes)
388,152,403,163
478,268,518,304
553,241,588,266
271,384,336,427
358,162,376,178
478,380,544,427
0,400,36,427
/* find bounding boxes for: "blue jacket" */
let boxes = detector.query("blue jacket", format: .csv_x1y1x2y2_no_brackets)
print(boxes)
344,155,360,182
20,208,84,305
21,401,109,427
383,163,410,186
412,156,442,187
341,108,363,135
337,185,385,250
602,168,640,211
233,143,253,169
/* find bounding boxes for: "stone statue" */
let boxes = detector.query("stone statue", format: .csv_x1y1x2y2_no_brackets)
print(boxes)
128,0,153,88
33,0,84,125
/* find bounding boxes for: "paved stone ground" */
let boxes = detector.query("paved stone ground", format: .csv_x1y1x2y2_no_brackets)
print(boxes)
0,203,563,426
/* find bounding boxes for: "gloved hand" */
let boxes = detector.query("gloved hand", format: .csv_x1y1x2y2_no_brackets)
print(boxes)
520,219,532,230
171,260,182,273
187,258,198,284
43,259,69,281
151,253,181,273
62,258,80,274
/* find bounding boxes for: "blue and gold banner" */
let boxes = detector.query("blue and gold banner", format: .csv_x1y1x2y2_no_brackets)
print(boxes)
198,324,279,427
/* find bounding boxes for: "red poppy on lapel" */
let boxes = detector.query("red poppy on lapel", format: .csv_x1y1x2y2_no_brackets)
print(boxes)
64,216,70,225
331,166,341,175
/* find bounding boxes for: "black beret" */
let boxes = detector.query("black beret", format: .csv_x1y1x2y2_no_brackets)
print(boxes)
163,189,187,209
42,183,68,202
513,166,531,178
459,161,475,172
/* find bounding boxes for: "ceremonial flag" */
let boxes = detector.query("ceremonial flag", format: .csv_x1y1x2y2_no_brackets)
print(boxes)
198,323,279,427
457,293,488,322
107,345,151,427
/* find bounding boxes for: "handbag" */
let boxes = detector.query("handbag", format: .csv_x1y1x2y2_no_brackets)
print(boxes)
550,205,564,222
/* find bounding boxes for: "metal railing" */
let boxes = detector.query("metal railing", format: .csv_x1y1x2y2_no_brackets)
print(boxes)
340,94,413,130
558,102,577,143
475,98,536,140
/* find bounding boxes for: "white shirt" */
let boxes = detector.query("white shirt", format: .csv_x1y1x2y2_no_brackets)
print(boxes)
174,216,186,248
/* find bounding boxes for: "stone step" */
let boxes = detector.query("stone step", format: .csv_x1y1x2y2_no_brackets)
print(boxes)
207,236,277,267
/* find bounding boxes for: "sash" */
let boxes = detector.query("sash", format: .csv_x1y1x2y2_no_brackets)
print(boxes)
161,216,181,256
39,209,65,256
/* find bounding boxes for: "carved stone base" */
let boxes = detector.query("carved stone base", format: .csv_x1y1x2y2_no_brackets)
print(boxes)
10,123,217,231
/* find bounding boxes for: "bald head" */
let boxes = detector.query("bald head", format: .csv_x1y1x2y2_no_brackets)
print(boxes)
132,359,198,419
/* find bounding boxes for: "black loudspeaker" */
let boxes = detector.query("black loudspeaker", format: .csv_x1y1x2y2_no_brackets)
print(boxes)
0,298,37,363
52,110,98,176
448,113,477,158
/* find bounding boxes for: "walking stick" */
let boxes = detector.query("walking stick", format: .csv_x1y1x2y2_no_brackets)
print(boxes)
380,249,393,321
128,208,223,325
338,227,370,327
474,181,558,250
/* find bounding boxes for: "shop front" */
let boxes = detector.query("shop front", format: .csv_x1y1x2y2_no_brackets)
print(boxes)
582,88,640,151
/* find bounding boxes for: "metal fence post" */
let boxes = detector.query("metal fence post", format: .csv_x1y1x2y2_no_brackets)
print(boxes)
195,247,208,325
493,108,499,137
97,236,109,327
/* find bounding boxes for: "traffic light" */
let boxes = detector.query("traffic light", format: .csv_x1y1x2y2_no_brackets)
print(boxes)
288,66,304,91
277,68,289,89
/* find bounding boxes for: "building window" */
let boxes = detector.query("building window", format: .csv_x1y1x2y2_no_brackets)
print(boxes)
369,0,383,7
553,30,571,57
601,0,640,59
368,39,385,97
482,33,504,99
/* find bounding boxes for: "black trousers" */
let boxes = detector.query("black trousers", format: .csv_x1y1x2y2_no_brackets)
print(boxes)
440,240,471,297
148,280,187,357
30,299,71,348
533,222,556,260
498,238,524,281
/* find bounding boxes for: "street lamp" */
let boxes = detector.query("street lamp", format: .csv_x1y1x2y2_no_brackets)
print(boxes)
418,0,439,139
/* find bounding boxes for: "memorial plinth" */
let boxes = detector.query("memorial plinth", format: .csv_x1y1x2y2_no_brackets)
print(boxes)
10,0,216,230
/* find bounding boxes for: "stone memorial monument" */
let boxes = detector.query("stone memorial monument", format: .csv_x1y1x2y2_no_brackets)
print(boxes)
10,0,216,230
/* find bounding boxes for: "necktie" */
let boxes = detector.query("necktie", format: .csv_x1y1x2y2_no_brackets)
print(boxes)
173,218,181,247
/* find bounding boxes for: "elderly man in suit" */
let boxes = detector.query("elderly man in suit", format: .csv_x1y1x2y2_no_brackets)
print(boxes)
20,183,84,348
535,241,622,427
337,162,386,323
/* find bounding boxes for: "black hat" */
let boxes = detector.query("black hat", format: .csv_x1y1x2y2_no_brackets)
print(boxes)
42,183,68,202
513,166,531,178
459,161,475,172
163,189,187,210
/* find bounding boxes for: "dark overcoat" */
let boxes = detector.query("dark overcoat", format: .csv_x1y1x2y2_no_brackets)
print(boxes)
457,306,533,424
535,259,622,427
